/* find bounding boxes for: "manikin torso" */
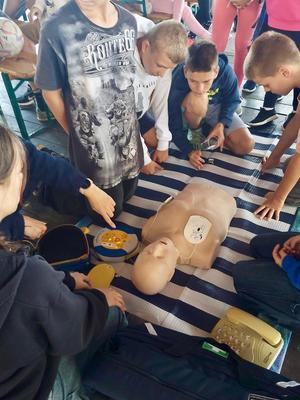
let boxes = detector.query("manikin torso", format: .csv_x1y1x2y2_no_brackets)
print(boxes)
132,182,236,295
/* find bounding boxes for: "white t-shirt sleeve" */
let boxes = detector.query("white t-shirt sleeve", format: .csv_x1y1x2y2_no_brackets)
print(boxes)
150,70,173,150
134,13,155,38
141,134,152,165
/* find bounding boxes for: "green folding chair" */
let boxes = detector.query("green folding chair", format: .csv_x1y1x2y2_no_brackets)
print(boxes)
0,52,53,140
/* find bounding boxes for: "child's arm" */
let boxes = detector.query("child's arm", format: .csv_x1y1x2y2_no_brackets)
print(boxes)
0,211,25,241
140,135,163,175
35,19,69,129
150,70,172,163
28,0,45,21
262,113,300,173
255,152,300,221
272,244,300,289
172,0,185,21
42,89,70,133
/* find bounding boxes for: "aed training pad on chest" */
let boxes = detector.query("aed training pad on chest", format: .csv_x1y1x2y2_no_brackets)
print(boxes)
93,226,139,262
88,263,116,289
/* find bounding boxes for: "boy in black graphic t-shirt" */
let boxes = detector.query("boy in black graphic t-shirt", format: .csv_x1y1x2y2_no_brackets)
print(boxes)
36,0,144,217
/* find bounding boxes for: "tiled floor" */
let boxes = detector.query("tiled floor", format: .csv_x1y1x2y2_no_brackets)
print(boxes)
1,32,300,384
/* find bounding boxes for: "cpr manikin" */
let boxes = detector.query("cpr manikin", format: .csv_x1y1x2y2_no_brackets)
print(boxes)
132,182,236,295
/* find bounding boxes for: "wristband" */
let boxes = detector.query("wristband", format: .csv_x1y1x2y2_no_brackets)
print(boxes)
80,178,93,190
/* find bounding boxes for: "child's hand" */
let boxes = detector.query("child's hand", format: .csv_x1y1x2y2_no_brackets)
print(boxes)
188,150,205,170
80,181,116,228
23,215,47,240
208,123,225,151
98,287,126,312
140,160,163,175
254,191,284,221
70,272,91,290
272,244,288,267
261,154,281,174
29,6,43,22
283,235,300,255
152,149,168,164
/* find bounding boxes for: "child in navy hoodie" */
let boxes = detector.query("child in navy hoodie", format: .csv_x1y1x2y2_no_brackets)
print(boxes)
0,140,116,241
168,40,254,169
233,232,300,330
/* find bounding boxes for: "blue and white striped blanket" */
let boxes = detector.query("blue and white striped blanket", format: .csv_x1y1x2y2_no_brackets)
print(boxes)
88,130,297,337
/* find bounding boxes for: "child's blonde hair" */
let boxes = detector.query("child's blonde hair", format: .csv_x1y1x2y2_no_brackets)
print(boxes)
245,31,300,80
144,20,187,64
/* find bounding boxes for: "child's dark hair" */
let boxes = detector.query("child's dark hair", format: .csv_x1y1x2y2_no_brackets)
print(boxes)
185,40,218,72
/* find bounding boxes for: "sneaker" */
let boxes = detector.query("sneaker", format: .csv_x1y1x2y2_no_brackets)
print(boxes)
248,108,278,127
17,85,35,109
242,80,257,93
283,111,296,128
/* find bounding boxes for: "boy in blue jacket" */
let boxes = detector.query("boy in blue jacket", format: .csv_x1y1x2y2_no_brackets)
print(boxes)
168,40,254,169
0,140,116,241
233,232,300,329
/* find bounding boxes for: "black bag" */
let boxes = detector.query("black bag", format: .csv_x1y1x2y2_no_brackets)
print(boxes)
84,323,300,400
36,224,90,272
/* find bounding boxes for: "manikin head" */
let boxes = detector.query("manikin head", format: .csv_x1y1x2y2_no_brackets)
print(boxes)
131,237,179,295
184,41,219,96
138,20,187,77
0,125,26,223
245,31,300,96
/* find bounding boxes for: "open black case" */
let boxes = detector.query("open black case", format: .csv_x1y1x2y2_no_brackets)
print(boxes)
36,224,90,272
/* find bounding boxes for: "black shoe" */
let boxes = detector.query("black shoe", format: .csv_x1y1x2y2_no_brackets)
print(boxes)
242,80,257,93
283,111,296,128
17,85,35,109
248,108,278,127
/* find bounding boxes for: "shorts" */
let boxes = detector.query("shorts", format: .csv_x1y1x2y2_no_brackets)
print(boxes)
139,112,155,136
203,103,246,137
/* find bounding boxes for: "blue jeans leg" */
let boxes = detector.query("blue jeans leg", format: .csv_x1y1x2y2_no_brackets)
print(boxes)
233,260,300,329
76,307,128,372
49,308,127,400
250,232,298,260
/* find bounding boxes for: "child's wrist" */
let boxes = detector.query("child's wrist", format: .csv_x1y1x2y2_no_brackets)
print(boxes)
79,178,94,196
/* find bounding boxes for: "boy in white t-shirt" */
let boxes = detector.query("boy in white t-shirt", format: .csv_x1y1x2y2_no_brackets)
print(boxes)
245,31,300,220
134,17,187,174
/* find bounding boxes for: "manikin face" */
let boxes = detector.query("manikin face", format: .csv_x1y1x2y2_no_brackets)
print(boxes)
132,237,179,294
184,66,219,95
255,66,295,96
141,237,179,266
140,40,176,77
0,155,24,222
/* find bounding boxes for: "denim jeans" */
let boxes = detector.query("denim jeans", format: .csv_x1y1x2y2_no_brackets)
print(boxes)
48,307,127,400
233,233,300,330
